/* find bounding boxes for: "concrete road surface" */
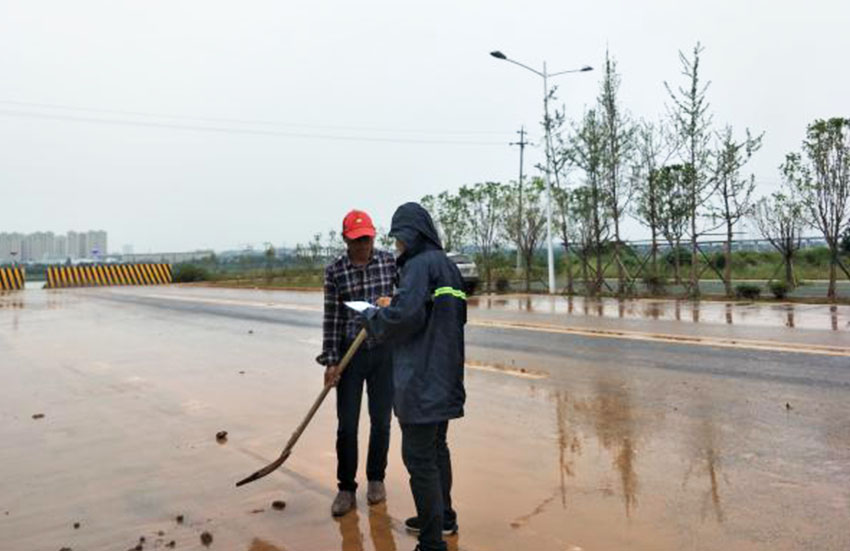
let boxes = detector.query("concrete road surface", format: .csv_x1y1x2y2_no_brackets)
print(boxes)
1,286,849,551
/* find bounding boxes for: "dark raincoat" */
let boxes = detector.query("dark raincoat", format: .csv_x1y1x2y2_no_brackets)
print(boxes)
364,202,466,425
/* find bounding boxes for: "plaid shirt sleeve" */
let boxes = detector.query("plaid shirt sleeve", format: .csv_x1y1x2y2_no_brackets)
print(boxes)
316,263,343,367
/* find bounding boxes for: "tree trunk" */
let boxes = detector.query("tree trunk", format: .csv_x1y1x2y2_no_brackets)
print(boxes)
565,243,574,295
650,227,658,276
581,250,589,294
784,253,795,287
690,213,700,298
674,239,682,285
724,221,733,297
828,248,837,300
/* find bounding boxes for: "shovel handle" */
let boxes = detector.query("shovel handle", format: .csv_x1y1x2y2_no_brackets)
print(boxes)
236,328,368,487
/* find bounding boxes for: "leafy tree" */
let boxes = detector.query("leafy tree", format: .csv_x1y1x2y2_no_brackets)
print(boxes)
375,226,395,252
665,42,716,296
711,126,763,296
460,181,504,292
655,165,691,284
784,118,850,300
633,121,675,275
507,177,547,292
421,190,468,252
564,185,599,292
566,108,609,294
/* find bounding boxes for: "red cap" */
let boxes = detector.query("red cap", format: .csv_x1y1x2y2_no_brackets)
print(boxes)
342,210,376,240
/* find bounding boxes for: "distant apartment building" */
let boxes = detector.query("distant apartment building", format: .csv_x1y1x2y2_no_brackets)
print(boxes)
0,230,108,263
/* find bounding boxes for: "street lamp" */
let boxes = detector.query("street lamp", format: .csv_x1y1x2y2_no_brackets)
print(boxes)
490,50,592,294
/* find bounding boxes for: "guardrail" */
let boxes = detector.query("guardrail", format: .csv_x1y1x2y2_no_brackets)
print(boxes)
0,266,25,290
45,264,172,288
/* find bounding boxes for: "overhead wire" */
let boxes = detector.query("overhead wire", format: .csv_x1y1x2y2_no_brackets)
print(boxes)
0,100,511,145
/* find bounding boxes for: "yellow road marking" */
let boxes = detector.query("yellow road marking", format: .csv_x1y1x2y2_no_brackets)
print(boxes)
468,319,850,358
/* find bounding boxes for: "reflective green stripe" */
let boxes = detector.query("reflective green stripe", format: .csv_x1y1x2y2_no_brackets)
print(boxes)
433,286,467,300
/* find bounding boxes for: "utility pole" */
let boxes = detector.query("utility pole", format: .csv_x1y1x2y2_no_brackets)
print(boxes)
510,126,529,271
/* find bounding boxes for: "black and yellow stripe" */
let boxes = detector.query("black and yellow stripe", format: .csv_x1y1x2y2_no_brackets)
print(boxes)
0,266,26,290
44,264,173,288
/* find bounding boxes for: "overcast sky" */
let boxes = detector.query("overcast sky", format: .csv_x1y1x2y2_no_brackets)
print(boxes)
1,1,848,253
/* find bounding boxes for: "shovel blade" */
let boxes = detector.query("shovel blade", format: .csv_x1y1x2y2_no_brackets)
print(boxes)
235,450,291,487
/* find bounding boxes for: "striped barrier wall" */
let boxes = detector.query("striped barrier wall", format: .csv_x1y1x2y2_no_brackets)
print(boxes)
45,264,173,288
0,266,25,290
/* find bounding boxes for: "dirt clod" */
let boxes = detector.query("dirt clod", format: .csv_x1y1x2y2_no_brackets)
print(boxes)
166,542,176,549
271,500,286,511
139,536,146,543
175,514,184,524
248,330,253,334
200,531,213,547
157,531,164,536
238,371,245,375
59,547,72,551
32,413,45,420
215,431,228,442
250,508,264,514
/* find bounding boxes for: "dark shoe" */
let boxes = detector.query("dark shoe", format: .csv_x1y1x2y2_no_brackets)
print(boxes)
404,516,458,536
331,491,356,517
367,481,386,505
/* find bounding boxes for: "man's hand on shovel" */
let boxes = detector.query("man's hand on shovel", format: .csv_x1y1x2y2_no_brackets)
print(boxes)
324,365,341,387
235,328,368,487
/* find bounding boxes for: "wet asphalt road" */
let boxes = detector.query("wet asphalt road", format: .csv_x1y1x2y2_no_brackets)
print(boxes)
1,286,849,551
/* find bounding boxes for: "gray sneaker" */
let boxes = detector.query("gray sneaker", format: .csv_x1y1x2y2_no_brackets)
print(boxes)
366,481,386,505
331,490,356,517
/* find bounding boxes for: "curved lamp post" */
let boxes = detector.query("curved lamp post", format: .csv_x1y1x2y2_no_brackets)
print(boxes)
490,50,592,294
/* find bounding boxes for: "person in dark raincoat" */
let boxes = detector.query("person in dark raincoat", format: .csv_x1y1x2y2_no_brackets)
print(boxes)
364,202,466,551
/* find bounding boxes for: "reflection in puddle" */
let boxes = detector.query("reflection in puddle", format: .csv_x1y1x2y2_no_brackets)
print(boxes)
336,506,398,551
684,406,727,523
554,391,581,506
469,295,849,331
368,504,397,551
247,538,287,551
572,378,639,517
337,511,365,551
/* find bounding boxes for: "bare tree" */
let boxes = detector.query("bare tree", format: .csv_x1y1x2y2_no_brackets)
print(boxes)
506,177,546,292
599,50,636,295
665,42,716,297
711,126,763,296
784,118,850,299
752,188,805,287
460,181,504,292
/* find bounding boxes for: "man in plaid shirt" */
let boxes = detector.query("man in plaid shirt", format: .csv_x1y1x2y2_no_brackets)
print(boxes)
316,209,397,517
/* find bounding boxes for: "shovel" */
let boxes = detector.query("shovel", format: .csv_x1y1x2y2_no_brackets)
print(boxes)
236,328,368,487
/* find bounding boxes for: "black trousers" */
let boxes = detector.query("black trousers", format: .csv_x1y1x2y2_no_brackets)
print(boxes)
335,343,393,492
401,421,456,551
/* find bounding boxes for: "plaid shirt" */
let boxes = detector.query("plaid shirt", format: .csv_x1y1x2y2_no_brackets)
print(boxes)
316,249,397,367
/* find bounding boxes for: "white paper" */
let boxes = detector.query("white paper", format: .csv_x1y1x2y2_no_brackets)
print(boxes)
344,301,376,313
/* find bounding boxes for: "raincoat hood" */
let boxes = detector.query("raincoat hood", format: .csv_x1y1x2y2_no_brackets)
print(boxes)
389,202,442,264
